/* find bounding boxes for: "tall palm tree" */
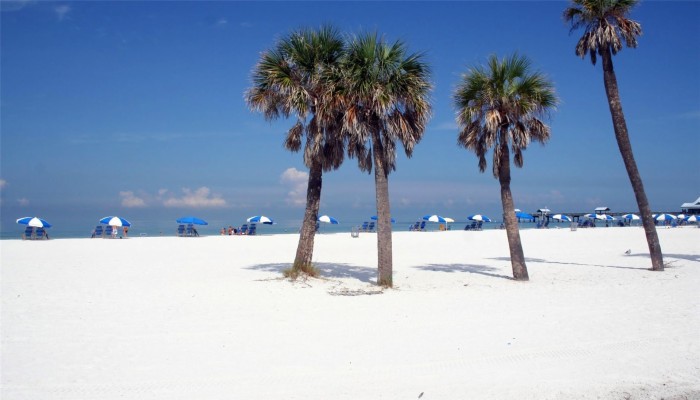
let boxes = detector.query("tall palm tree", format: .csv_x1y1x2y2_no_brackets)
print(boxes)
454,54,557,281
564,0,664,271
340,33,432,287
246,26,345,276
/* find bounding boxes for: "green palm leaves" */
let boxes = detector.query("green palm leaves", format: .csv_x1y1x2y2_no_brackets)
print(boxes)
564,0,642,64
454,54,557,177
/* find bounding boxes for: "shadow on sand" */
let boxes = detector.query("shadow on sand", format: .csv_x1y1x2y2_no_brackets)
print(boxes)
487,256,653,271
413,264,513,280
247,262,377,284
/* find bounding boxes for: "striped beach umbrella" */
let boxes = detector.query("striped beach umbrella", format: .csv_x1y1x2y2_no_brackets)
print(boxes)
654,214,676,221
318,215,339,224
622,213,640,220
423,215,447,223
468,214,492,222
100,216,131,227
551,214,572,222
16,216,52,228
247,215,274,224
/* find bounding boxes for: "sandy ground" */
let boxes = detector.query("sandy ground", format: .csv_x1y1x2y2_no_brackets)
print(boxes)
1,226,699,399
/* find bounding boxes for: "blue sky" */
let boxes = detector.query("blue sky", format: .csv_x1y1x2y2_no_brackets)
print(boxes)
1,0,699,232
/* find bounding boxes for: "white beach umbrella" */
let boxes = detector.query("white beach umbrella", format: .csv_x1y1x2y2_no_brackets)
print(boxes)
423,215,447,223
622,213,640,220
468,214,492,222
687,215,699,222
247,215,274,224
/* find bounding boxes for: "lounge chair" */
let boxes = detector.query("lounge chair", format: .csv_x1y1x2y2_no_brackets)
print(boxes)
247,224,257,235
239,224,248,235
104,225,114,238
360,221,369,232
35,227,48,239
409,221,420,231
367,222,375,232
186,224,194,236
93,225,104,238
22,226,34,240
418,221,426,231
177,224,186,237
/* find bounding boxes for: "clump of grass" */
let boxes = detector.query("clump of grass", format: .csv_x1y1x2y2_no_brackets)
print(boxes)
283,262,320,280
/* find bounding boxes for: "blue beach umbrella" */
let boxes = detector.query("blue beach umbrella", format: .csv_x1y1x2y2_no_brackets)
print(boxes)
515,211,534,220
468,214,492,222
687,215,699,222
551,214,572,222
247,215,274,224
585,213,614,221
16,216,52,228
176,216,208,225
318,215,339,224
622,213,640,220
100,216,131,227
371,215,396,223
422,214,446,223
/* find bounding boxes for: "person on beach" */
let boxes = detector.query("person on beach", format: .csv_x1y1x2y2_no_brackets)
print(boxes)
192,226,199,236
123,226,129,238
228,226,234,235
220,227,226,235
112,226,118,238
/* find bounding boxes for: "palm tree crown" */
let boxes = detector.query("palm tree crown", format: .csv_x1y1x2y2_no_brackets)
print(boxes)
563,0,642,65
340,33,432,173
455,54,557,176
246,26,345,170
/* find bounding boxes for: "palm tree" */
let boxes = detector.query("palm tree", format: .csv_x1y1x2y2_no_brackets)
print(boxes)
246,26,345,277
454,54,557,281
340,33,432,287
564,0,663,271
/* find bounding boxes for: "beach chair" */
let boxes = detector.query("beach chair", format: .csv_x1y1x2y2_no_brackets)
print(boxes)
367,222,375,232
93,225,104,238
177,225,186,237
360,221,369,232
477,221,483,231
104,225,114,238
247,224,257,235
409,221,420,231
35,227,47,239
418,221,426,231
239,224,248,235
186,224,194,237
22,226,34,240
543,220,550,228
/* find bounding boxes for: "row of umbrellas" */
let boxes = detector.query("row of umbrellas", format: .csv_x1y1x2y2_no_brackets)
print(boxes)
16,216,131,229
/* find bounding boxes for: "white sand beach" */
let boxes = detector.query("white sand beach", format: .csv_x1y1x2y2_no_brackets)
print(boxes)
2,227,699,399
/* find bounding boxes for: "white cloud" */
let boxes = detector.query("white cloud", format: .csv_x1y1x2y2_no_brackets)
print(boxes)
162,187,227,208
120,191,147,208
280,167,308,207
0,179,7,189
54,4,70,21
17,198,29,206
216,17,228,27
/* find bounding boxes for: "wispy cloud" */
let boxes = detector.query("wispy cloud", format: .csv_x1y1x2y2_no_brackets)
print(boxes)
280,167,307,207
17,198,29,206
679,110,700,120
0,179,7,189
54,4,70,21
240,21,253,28
215,17,228,27
431,121,458,131
0,0,34,12
120,191,147,208
162,187,227,208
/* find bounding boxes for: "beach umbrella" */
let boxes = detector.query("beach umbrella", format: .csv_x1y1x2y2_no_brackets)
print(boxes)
247,215,274,224
422,214,447,223
515,211,534,220
318,215,339,224
687,215,699,222
584,213,614,221
100,216,131,227
371,215,396,223
16,216,52,228
468,214,492,222
654,214,676,221
622,213,640,220
444,217,455,223
677,214,687,220
551,214,572,222
176,216,208,225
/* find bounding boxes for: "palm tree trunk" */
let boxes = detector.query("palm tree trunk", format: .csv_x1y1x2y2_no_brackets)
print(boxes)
293,159,323,272
498,143,529,281
601,47,664,271
372,133,394,287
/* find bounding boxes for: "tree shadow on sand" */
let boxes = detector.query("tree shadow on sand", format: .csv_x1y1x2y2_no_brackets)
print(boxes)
626,253,699,263
487,256,651,271
247,262,377,284
413,264,513,280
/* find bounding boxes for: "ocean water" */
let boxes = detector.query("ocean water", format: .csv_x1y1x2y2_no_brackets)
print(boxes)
1,219,584,240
